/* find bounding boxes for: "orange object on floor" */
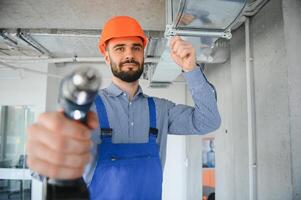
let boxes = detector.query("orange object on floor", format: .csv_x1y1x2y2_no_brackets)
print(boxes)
202,168,215,188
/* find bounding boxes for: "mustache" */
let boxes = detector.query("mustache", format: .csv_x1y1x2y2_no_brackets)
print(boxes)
120,59,140,66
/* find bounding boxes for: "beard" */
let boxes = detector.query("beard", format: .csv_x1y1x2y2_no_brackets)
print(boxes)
110,56,144,83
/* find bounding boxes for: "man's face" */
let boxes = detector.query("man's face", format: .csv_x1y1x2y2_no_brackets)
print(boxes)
104,36,145,83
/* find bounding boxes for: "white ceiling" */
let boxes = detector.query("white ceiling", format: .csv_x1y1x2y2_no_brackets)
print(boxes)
0,0,166,58
0,0,166,30
0,0,169,83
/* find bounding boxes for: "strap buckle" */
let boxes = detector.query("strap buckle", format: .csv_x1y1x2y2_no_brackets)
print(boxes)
149,127,158,137
100,128,113,138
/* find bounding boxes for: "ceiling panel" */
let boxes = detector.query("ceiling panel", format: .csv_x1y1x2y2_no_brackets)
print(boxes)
32,34,99,57
0,0,166,31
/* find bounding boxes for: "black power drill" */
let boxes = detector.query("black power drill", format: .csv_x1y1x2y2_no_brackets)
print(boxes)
44,67,101,200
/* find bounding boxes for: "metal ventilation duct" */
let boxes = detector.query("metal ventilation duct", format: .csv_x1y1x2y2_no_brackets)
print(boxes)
169,0,247,36
149,0,249,86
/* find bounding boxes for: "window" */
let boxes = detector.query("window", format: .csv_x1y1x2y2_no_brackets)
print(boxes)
0,105,35,200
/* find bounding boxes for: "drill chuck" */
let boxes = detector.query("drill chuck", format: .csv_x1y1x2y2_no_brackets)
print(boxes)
59,67,101,122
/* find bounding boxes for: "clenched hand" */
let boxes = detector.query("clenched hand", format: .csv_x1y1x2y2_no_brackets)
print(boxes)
170,36,197,72
26,111,98,179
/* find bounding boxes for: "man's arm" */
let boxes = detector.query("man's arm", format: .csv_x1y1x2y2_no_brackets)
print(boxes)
168,67,221,135
167,36,221,135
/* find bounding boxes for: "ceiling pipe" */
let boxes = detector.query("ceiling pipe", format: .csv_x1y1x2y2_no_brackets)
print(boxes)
21,29,163,39
0,56,160,64
245,17,257,200
0,30,18,45
0,49,10,56
30,32,99,38
16,29,53,57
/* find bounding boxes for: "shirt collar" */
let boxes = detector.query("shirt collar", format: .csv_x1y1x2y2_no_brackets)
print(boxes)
105,82,144,98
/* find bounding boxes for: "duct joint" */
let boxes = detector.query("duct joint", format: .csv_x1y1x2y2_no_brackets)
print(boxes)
164,24,232,39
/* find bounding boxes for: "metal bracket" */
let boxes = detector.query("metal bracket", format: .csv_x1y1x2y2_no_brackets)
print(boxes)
0,30,18,45
17,29,53,57
164,24,232,40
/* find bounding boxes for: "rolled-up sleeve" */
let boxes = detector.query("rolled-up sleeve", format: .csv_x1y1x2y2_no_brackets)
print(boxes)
168,67,221,135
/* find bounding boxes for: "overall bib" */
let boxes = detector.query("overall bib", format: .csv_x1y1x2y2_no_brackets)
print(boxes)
89,95,163,200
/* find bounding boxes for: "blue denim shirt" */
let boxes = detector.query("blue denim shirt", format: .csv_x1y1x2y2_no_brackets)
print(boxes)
83,67,221,185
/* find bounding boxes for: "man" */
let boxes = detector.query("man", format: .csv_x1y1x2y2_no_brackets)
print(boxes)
26,16,221,199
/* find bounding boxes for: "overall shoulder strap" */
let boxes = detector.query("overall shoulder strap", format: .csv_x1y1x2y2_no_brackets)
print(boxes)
147,97,158,137
94,95,112,138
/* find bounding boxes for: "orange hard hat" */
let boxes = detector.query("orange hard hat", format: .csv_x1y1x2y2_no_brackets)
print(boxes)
98,16,148,55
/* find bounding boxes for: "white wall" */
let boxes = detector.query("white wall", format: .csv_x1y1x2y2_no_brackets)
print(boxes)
45,63,60,111
0,62,48,112
282,0,301,198
185,89,219,200
143,81,188,200
197,0,301,199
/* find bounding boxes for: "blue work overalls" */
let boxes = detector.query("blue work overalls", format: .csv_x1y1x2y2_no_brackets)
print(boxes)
89,95,163,200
